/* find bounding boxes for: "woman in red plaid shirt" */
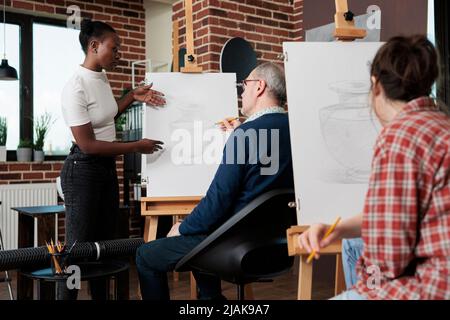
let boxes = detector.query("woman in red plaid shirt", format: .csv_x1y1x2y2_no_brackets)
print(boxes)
298,35,450,300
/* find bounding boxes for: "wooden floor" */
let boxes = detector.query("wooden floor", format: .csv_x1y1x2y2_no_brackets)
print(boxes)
0,256,339,300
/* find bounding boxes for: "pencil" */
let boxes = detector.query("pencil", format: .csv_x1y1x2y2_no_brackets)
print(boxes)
306,216,341,264
215,117,240,125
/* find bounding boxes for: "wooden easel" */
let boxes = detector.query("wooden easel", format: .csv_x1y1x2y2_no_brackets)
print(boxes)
286,0,367,300
286,226,346,300
172,20,180,73
180,0,203,73
140,0,203,300
334,0,367,41
141,196,202,299
141,0,255,300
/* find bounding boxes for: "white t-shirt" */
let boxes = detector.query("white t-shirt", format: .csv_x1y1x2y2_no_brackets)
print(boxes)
61,65,118,142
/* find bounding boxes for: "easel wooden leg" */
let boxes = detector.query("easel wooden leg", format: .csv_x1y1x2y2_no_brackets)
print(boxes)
298,255,313,300
244,284,254,300
143,216,158,243
334,253,346,296
190,272,197,300
172,215,181,282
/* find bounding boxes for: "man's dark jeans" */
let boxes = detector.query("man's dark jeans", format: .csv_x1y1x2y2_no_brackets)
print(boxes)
136,235,225,300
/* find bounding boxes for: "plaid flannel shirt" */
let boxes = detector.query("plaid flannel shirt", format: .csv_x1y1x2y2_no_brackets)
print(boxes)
354,97,450,300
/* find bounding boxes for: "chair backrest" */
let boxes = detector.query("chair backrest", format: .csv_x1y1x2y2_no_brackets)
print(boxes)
175,189,297,284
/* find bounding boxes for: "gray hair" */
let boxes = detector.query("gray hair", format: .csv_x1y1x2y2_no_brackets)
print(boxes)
253,62,287,107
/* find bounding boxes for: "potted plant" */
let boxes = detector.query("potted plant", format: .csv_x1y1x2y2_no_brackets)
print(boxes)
115,114,126,141
0,117,6,162
34,112,54,163
17,139,33,162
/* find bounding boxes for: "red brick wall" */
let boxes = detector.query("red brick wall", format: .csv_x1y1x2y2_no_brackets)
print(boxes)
293,0,304,41
1,0,305,241
0,157,128,239
0,162,63,184
172,0,304,72
3,0,147,96
1,0,145,238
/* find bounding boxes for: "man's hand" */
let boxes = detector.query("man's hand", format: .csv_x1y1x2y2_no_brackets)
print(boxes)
219,118,242,132
167,222,181,238
133,84,166,106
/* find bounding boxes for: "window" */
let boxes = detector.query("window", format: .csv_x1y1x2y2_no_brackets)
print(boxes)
428,0,435,44
0,12,87,158
0,23,20,150
434,0,450,107
33,23,84,155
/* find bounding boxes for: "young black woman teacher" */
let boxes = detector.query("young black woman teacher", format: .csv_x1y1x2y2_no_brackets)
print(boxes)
60,20,165,299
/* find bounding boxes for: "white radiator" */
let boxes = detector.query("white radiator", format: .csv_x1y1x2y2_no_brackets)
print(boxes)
0,183,58,250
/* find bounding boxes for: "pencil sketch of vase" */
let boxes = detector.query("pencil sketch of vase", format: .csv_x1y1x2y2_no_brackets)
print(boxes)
169,98,215,164
319,81,380,184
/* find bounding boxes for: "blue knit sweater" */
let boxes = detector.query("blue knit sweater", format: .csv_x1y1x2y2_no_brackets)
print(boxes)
179,113,294,235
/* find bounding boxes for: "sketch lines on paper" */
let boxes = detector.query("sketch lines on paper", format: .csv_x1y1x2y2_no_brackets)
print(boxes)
146,93,224,166
319,80,381,184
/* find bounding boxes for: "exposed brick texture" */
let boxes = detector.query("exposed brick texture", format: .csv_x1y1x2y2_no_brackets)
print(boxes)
1,0,305,240
173,0,304,72
0,157,132,238
1,0,146,238
3,0,147,96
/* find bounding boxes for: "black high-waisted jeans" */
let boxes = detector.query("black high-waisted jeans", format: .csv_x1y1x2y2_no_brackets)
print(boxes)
60,144,119,299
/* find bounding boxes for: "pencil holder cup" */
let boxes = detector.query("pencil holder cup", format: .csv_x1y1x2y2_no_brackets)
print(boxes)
49,252,70,276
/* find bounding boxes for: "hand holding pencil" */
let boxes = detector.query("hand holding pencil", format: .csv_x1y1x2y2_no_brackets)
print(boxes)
216,116,246,131
297,217,342,263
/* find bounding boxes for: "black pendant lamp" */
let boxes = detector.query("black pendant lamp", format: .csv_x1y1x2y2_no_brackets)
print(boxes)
0,0,18,81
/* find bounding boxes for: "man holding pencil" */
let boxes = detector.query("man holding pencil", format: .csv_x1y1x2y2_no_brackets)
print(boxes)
135,62,294,300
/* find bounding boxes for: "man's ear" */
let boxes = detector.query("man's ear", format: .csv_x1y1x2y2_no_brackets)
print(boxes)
257,80,267,97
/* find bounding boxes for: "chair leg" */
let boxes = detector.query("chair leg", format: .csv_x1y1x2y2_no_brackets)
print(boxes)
1,230,14,300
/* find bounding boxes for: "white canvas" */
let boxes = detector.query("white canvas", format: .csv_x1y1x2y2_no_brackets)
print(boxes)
142,72,238,197
283,42,384,225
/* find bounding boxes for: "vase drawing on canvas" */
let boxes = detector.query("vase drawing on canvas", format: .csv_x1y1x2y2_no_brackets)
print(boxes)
319,80,381,184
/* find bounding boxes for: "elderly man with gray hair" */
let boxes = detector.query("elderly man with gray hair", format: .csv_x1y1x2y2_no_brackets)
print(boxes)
136,62,294,300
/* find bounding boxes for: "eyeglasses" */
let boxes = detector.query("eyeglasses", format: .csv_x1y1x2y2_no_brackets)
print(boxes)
236,79,261,89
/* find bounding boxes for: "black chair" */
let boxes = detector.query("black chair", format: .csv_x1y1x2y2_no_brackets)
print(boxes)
175,189,297,300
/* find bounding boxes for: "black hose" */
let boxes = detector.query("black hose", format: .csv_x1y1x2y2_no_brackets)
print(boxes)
0,238,145,271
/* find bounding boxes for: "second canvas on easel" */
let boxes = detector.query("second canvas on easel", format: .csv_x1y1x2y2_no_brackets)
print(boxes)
141,72,238,197
284,42,384,225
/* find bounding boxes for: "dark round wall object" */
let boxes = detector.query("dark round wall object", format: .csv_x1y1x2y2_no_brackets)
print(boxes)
220,37,257,94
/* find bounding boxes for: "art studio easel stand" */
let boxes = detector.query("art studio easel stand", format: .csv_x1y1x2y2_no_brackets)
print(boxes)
141,196,202,299
286,226,346,299
334,0,367,41
180,0,203,73
141,1,202,301
141,0,250,301
286,0,366,300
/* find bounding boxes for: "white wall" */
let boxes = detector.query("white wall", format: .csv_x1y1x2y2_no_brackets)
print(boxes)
144,0,177,70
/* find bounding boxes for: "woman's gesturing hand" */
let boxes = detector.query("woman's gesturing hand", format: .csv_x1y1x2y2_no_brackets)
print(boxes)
136,139,164,154
133,84,166,107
